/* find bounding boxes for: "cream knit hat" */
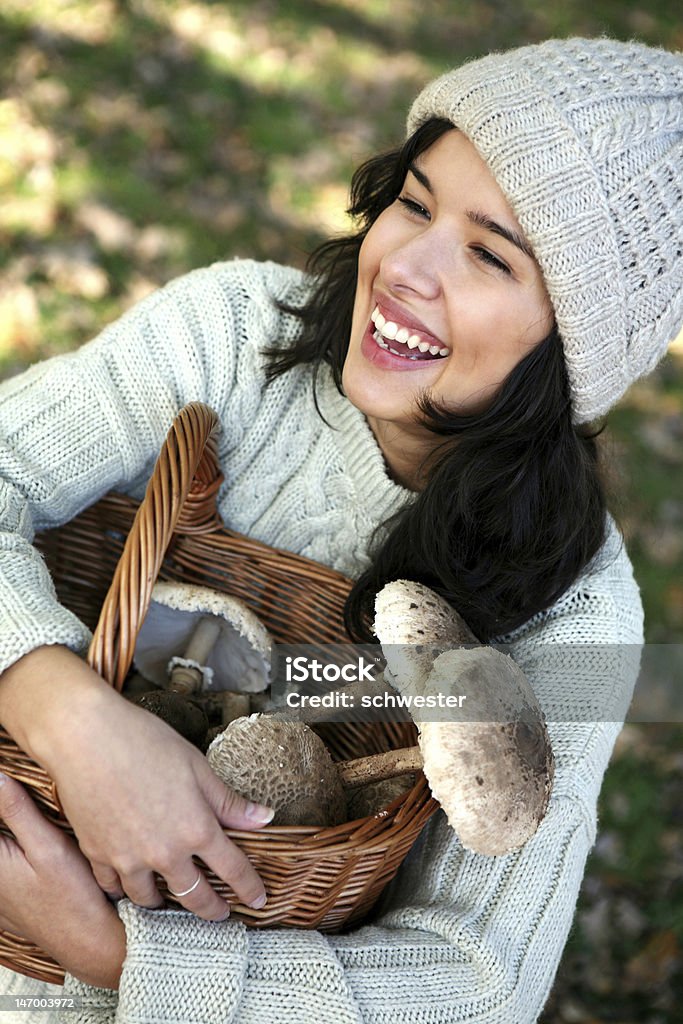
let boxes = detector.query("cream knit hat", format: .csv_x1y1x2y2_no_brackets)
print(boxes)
407,37,683,423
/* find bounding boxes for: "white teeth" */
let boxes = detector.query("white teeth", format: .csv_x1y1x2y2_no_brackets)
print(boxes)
370,306,450,358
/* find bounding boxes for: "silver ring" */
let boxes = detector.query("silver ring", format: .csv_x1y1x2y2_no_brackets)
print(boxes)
168,873,202,898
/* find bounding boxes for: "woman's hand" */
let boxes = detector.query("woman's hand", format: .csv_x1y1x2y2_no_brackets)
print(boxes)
0,773,126,989
0,646,273,922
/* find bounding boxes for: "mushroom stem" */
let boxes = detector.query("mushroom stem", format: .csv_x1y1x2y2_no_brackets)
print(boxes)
169,615,222,693
221,691,251,725
338,746,423,788
183,616,223,664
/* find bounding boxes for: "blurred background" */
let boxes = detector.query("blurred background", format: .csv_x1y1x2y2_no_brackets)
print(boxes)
1,1,681,1019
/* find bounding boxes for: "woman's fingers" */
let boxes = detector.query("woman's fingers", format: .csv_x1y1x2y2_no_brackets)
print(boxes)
200,829,269,912
0,771,64,859
0,772,127,989
113,867,165,910
205,768,275,832
89,861,125,900
193,764,272,913
165,868,231,921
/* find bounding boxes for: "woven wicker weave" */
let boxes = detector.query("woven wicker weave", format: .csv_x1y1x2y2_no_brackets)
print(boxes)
0,403,437,985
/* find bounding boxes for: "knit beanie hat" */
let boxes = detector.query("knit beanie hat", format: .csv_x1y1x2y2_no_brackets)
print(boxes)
407,37,683,423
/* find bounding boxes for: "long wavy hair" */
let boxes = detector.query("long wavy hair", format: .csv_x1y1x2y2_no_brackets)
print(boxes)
263,118,609,642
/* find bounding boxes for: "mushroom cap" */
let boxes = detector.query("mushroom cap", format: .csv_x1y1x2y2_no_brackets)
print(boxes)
206,714,347,827
373,580,477,696
419,647,554,855
134,582,272,692
133,690,209,750
346,775,415,820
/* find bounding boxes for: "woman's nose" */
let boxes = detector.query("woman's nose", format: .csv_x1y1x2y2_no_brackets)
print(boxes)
380,230,448,301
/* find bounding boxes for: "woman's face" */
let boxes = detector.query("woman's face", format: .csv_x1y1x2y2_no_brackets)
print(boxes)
343,129,554,487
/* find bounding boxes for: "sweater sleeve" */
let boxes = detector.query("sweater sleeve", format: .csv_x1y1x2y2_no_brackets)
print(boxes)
0,261,285,675
73,526,643,1024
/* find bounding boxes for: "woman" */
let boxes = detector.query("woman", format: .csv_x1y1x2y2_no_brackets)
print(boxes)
0,36,681,1023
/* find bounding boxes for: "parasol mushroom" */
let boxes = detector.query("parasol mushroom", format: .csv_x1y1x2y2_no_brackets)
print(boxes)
130,581,273,730
404,646,554,854
368,580,555,854
126,585,276,745
134,582,272,692
206,713,347,826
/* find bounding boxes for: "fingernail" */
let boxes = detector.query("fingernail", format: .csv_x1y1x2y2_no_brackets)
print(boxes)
245,802,275,824
0,773,7,786
216,906,231,922
250,893,267,910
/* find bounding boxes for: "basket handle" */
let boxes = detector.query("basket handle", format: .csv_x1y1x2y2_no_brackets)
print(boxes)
87,402,223,692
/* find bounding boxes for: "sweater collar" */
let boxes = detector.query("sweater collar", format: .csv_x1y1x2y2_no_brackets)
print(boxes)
317,368,414,519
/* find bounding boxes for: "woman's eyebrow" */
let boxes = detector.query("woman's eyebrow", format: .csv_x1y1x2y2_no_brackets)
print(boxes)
408,161,433,194
407,161,534,261
466,209,535,260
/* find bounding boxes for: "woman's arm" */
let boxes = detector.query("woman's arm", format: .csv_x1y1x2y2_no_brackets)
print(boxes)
0,263,281,916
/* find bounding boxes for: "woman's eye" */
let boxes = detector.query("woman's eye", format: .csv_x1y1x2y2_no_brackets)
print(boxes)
397,196,430,219
472,247,511,275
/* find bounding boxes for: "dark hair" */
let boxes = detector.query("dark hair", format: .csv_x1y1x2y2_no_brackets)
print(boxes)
264,118,608,642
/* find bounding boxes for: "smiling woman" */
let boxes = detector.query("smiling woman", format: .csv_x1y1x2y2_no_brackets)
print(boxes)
344,129,554,468
0,34,682,1024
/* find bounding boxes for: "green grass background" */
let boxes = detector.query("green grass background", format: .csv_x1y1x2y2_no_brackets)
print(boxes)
1,1,682,1019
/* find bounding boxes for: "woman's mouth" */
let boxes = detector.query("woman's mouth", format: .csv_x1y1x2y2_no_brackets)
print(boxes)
370,306,449,360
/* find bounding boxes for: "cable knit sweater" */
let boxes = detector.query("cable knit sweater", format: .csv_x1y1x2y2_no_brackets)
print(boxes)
0,260,644,1024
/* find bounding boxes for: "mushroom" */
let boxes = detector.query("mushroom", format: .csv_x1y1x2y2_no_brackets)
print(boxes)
373,579,478,696
346,775,415,819
132,581,273,724
206,714,347,826
134,690,210,750
369,580,555,855
326,649,553,853
417,646,553,854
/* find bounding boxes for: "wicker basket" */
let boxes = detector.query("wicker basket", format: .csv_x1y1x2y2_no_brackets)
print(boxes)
0,403,437,985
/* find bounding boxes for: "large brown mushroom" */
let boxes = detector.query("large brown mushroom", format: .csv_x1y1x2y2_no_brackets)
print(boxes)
206,714,347,826
370,580,555,855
